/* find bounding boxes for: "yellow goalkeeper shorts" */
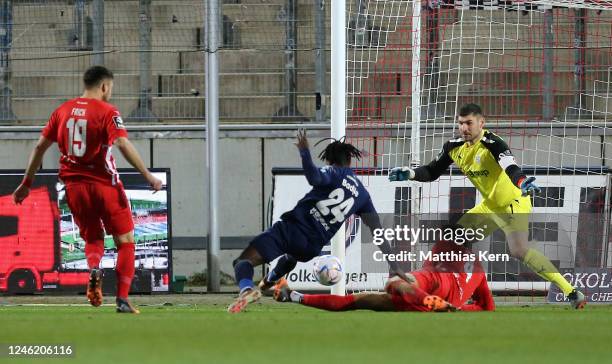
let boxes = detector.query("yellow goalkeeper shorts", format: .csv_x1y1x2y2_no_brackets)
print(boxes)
457,195,532,238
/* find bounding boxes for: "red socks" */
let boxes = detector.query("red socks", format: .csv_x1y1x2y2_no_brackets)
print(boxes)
85,240,105,269
87,241,135,299
116,243,135,299
386,278,428,305
401,285,429,305
302,294,356,311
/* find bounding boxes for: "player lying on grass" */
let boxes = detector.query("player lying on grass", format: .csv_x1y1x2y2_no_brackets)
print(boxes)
228,129,408,313
274,240,494,312
13,66,162,314
388,103,586,309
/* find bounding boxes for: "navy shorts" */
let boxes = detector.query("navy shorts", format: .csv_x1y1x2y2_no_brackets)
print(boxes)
249,221,322,263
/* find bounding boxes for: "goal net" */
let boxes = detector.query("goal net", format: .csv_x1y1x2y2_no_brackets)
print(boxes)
345,0,612,303
274,0,612,304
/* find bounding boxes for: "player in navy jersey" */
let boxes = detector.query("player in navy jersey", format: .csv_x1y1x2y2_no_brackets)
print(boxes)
228,130,405,313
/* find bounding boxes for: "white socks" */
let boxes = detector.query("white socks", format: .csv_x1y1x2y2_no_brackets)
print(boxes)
290,291,304,303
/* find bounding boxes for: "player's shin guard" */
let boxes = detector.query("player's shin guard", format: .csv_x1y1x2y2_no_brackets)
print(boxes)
85,240,105,269
233,259,255,292
302,294,356,311
266,254,297,283
523,248,574,296
116,243,135,299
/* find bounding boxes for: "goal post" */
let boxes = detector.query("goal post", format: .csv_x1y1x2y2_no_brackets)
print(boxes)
320,0,612,302
330,0,347,296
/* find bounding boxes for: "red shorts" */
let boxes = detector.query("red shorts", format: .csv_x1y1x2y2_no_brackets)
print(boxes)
65,182,134,241
390,270,455,311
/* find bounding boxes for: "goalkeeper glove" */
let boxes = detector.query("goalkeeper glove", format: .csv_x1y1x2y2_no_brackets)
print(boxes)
519,176,541,196
389,167,415,182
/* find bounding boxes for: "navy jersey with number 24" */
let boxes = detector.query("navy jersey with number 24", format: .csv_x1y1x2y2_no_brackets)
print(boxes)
280,148,377,247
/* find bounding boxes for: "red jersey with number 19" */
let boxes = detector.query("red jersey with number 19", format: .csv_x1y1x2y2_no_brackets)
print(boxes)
41,97,128,186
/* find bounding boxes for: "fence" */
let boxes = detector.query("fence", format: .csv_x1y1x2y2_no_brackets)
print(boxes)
0,1,611,124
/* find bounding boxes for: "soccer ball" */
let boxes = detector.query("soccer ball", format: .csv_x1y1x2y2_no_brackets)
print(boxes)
313,255,343,286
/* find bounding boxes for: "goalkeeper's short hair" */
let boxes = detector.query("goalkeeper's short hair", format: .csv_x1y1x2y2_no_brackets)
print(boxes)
459,103,483,117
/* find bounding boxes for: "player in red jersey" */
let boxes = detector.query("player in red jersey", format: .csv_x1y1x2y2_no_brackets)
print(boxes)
12,65,162,314
274,240,495,312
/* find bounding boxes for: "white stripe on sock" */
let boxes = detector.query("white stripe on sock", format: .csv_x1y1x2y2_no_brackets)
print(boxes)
290,291,303,303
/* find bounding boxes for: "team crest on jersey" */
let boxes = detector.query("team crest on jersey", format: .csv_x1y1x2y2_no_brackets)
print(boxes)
112,115,125,129
475,154,481,164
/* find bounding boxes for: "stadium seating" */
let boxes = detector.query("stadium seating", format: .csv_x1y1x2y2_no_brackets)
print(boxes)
5,1,612,123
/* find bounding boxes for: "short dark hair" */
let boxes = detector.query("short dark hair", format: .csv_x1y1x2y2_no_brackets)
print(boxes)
83,65,114,89
458,103,483,117
317,137,362,166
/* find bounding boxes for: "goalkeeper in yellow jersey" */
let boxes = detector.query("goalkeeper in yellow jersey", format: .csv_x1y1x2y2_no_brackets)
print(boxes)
389,103,586,309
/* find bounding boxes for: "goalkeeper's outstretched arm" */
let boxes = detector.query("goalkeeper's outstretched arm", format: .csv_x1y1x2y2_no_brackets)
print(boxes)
389,141,453,182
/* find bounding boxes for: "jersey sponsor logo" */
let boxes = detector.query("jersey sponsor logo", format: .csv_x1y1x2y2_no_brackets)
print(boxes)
112,115,126,129
309,207,331,231
466,169,490,178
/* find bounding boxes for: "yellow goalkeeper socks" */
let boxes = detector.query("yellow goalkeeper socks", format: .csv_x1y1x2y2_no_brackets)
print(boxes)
523,248,574,296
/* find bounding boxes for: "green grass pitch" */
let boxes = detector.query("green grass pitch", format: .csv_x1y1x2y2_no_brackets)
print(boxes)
1,296,611,364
